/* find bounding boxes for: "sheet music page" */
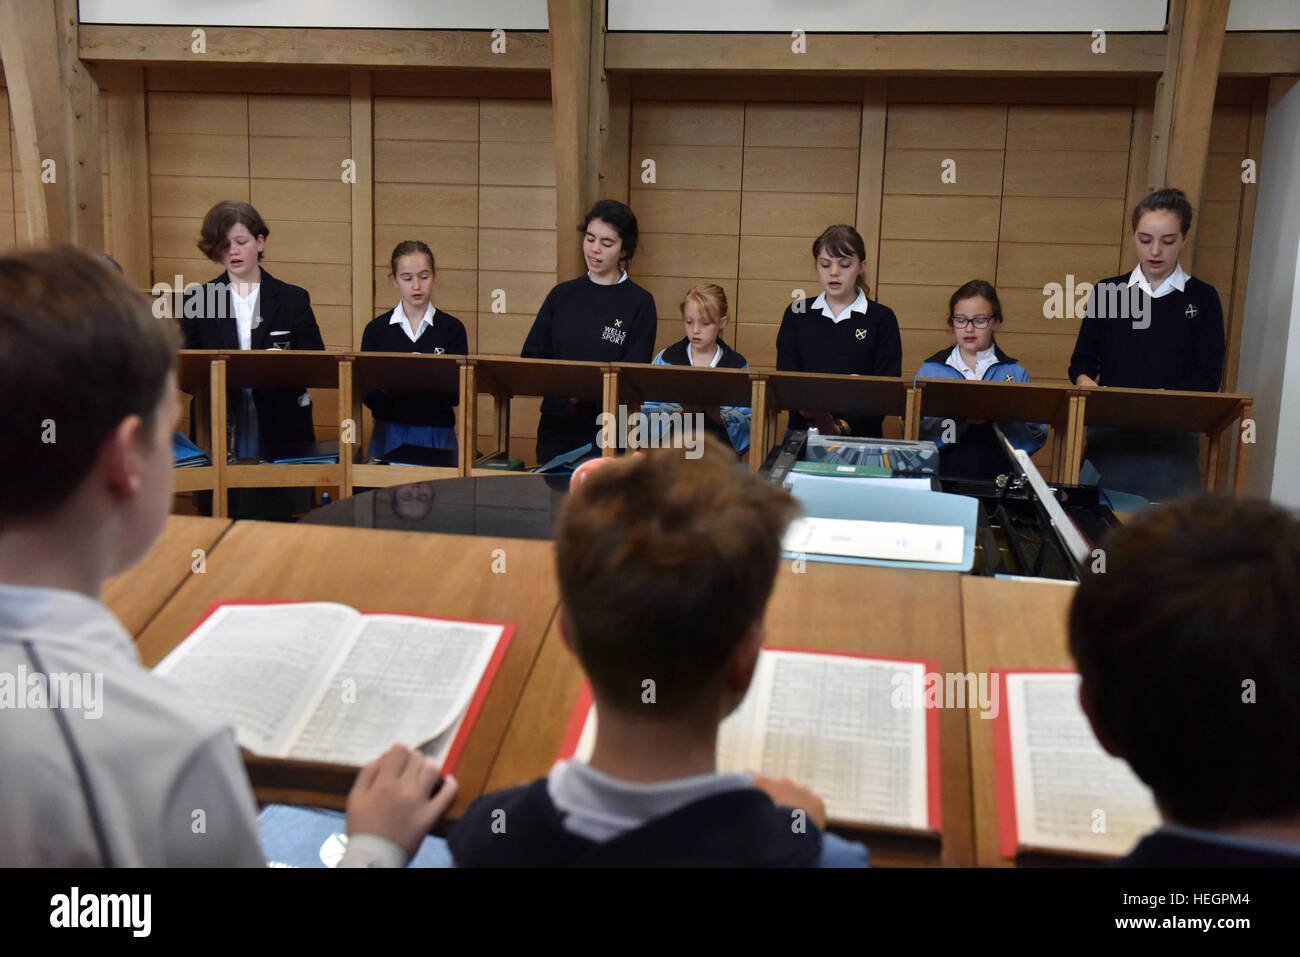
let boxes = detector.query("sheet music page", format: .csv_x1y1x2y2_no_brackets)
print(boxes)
569,651,929,829
153,603,356,756
721,650,931,830
783,516,964,565
285,614,503,767
1007,673,1161,856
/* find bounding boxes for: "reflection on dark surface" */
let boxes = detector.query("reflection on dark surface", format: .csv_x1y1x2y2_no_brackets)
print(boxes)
300,475,571,539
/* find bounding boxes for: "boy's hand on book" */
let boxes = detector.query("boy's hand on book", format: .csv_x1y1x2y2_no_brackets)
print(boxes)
753,774,827,831
347,743,458,858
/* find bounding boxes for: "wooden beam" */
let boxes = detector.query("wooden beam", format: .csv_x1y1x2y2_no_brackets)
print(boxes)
0,0,104,248
606,32,1166,74
548,0,595,283
1147,0,1187,198
0,1,65,245
79,25,550,69
1222,82,1269,394
856,79,887,297
349,69,373,350
57,0,103,252
1219,32,1300,76
101,64,151,287
1164,0,1231,272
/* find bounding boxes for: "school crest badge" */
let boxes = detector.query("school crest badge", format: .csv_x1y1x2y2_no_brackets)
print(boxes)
1185,304,1198,318
855,328,867,340
1004,373,1014,381
433,347,445,354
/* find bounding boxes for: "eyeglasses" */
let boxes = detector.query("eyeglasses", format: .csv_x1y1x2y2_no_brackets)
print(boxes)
951,315,994,329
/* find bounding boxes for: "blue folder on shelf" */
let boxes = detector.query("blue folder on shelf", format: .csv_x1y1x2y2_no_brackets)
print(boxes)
172,432,210,468
265,441,340,465
784,478,978,573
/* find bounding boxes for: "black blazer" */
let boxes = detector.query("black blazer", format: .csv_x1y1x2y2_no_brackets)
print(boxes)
181,269,325,451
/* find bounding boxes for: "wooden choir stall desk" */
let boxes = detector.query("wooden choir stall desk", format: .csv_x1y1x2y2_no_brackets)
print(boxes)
910,378,1080,481
218,350,352,513
611,361,762,467
755,371,913,465
960,576,1080,867
347,352,467,486
1073,386,1253,491
483,561,975,867
174,350,224,501
134,521,562,820
467,356,614,470
101,515,233,637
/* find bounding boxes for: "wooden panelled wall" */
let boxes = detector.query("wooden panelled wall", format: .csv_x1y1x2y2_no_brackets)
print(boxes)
0,68,1265,469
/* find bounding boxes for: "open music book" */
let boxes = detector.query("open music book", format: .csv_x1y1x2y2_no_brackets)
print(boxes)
559,648,942,832
994,671,1161,859
153,601,514,770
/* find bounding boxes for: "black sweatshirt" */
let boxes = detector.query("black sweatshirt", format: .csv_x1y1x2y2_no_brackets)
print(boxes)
521,274,657,418
359,308,468,427
1068,275,1225,391
775,296,903,437
448,779,824,867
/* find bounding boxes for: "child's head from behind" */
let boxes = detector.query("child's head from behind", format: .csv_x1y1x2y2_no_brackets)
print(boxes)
0,247,179,574
812,224,869,299
555,438,797,722
680,283,729,353
1069,495,1300,831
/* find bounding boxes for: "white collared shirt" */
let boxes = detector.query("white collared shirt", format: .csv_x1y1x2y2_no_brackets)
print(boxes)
588,269,629,285
547,759,753,843
945,344,999,380
388,301,437,344
687,343,723,368
811,287,868,323
1126,262,1189,299
229,283,259,350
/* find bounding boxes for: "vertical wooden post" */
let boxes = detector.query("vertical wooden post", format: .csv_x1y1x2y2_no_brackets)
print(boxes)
102,65,151,288
0,0,103,246
749,377,767,472
1148,0,1230,272
350,70,374,349
55,0,102,250
210,360,228,518
338,359,354,497
548,0,595,283
459,362,476,476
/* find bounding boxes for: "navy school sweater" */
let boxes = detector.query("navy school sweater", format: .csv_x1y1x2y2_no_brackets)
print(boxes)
1067,275,1225,392
447,778,825,867
359,309,468,428
521,275,657,419
775,297,903,437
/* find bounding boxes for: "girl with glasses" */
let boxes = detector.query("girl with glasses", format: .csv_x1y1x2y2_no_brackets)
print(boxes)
914,279,1046,479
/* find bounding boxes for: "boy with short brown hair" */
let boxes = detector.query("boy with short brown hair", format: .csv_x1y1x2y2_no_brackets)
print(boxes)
449,437,869,866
